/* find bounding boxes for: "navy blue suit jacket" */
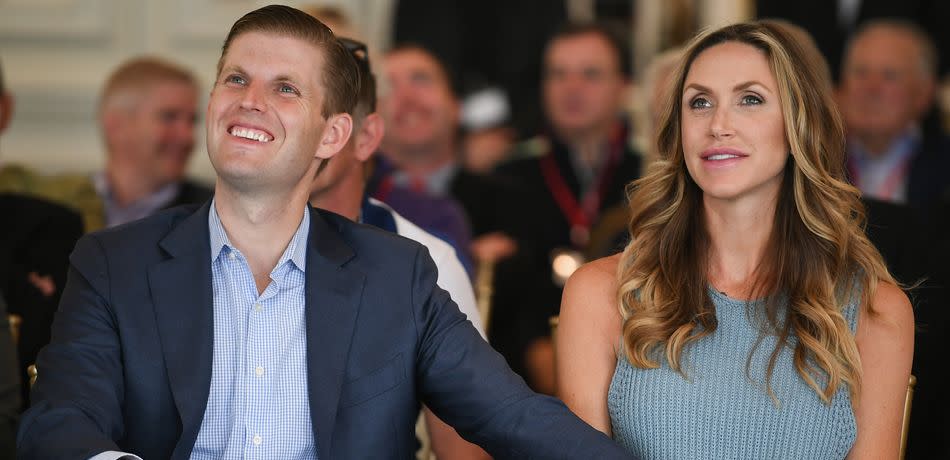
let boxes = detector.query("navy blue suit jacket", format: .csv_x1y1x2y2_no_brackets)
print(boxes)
17,202,631,459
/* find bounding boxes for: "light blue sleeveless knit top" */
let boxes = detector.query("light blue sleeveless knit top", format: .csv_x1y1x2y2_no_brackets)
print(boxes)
607,287,859,459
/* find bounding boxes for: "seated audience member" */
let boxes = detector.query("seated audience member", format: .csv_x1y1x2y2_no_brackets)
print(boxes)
1,57,212,232
93,57,212,229
308,36,489,460
460,86,517,174
0,59,84,415
838,20,950,207
375,44,524,269
769,19,931,284
557,21,913,458
493,23,642,393
16,6,633,459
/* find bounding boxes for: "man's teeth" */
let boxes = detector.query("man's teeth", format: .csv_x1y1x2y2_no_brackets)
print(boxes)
230,127,272,142
707,154,740,160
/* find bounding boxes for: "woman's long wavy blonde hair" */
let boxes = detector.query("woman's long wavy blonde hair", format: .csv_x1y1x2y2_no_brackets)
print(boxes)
617,21,894,403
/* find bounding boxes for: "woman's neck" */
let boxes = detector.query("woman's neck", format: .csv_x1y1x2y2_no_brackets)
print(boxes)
703,196,776,299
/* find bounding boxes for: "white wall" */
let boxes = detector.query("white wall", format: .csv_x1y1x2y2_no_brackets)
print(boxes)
0,0,393,183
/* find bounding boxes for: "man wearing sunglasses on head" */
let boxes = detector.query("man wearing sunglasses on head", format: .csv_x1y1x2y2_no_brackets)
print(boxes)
18,5,633,460
309,35,489,460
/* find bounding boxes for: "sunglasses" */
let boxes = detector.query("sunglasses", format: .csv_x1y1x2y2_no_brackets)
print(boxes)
338,37,370,73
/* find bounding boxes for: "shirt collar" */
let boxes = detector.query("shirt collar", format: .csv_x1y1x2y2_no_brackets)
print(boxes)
92,171,181,211
208,199,310,273
849,126,921,165
389,160,458,196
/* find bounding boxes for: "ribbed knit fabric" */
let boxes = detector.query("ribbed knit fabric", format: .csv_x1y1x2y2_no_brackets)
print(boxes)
608,287,859,459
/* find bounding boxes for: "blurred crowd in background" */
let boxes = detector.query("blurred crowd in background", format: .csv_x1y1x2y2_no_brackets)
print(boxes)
1,1,949,458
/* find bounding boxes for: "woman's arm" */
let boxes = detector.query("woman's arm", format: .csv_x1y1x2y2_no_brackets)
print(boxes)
555,255,624,436
848,280,914,459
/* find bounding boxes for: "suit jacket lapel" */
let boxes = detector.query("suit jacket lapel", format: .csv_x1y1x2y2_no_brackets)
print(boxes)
147,202,215,460
305,208,364,459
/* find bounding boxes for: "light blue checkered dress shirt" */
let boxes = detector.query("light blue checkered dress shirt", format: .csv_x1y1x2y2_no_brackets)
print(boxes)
190,202,316,460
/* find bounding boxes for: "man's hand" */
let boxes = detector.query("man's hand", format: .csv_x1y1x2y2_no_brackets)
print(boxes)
27,272,56,297
470,232,517,264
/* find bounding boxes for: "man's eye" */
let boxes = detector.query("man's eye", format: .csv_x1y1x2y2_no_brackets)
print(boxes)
225,75,246,85
583,69,604,80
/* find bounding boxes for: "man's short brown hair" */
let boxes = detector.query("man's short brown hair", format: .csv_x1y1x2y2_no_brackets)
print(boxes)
219,4,360,118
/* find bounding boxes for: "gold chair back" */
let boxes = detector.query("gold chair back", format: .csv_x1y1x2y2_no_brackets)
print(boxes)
899,375,916,459
475,261,495,335
7,314,21,346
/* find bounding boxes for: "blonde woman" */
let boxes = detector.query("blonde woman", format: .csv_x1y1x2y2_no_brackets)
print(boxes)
557,21,913,459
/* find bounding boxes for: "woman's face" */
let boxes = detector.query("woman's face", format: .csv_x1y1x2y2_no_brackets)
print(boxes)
680,41,789,205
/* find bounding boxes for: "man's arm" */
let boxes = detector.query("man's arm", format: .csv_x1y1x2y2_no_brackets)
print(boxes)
17,235,128,460
410,247,632,459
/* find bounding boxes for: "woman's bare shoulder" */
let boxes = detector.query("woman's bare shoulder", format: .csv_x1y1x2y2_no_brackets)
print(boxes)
566,254,621,292
562,254,623,316
865,280,914,330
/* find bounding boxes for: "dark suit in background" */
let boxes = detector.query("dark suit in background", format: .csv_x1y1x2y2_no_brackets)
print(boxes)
862,197,950,458
0,193,82,411
491,134,641,383
907,196,950,458
0,293,18,460
17,202,632,459
903,134,950,208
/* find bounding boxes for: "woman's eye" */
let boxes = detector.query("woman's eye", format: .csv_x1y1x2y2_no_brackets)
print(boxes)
741,94,763,105
689,97,712,109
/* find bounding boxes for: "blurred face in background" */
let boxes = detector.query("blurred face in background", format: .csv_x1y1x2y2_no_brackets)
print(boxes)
543,32,627,140
106,81,198,188
838,27,934,150
379,48,459,163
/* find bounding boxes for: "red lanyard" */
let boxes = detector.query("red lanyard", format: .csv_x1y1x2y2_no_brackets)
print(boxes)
375,175,395,202
539,126,624,248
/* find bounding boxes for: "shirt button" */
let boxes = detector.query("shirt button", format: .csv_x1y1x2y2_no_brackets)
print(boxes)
228,252,236,260
254,303,262,312
253,434,262,446
255,366,265,377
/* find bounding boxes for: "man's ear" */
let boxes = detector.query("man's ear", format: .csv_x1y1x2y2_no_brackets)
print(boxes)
315,113,354,160
101,107,126,134
353,113,384,162
0,92,14,135
914,76,937,117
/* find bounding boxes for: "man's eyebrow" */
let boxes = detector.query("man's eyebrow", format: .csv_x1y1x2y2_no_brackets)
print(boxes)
273,74,301,84
220,65,246,75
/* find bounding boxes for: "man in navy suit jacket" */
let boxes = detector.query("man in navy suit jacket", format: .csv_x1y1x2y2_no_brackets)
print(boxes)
17,5,631,459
